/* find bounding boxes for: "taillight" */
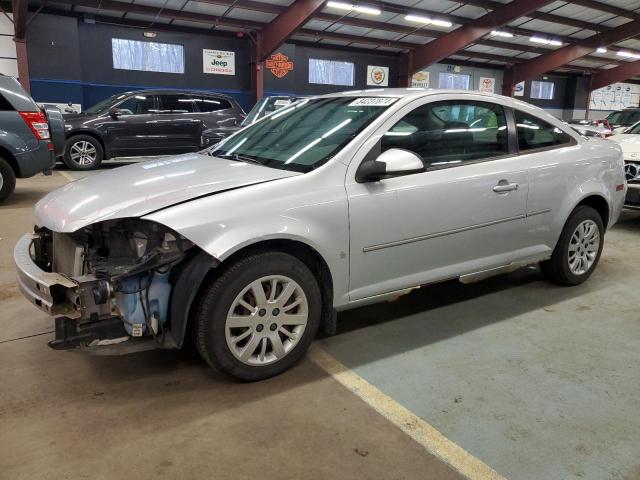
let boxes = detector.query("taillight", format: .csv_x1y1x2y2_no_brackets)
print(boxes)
19,111,50,140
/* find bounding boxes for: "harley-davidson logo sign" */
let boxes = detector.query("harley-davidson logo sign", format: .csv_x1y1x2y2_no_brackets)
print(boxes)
266,52,294,78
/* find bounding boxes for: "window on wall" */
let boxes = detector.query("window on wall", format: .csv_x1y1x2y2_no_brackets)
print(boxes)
438,72,471,90
530,80,555,100
112,38,185,74
308,59,355,86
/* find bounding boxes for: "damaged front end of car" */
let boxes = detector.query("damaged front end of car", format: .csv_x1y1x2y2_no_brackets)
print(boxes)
15,219,210,354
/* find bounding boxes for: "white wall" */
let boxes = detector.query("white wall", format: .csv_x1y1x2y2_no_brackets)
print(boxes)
0,13,17,78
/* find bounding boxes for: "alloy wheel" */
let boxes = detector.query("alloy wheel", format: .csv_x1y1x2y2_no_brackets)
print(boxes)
568,219,600,275
225,275,309,366
69,140,97,167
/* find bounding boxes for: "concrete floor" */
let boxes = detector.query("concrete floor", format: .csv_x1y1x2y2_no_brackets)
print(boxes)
2,169,640,480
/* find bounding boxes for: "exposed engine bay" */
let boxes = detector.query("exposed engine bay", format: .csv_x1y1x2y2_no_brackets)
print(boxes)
31,219,194,350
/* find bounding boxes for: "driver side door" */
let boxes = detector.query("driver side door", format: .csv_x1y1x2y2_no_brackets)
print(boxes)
346,97,530,301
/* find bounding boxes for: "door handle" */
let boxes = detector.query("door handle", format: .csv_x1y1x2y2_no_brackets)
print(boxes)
493,182,519,193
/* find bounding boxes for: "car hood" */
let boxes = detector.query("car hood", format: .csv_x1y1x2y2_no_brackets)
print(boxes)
611,134,640,152
35,153,301,232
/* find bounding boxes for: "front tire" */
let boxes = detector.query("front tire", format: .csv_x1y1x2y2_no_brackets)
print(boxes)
540,205,604,286
0,157,16,203
63,135,104,170
195,252,322,381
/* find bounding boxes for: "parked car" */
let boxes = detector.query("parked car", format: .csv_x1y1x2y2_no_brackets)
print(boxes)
606,108,640,133
15,90,625,381
61,90,245,170
201,95,305,147
0,75,65,203
610,120,640,208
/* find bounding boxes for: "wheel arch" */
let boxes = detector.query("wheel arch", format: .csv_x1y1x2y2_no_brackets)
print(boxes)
169,238,335,350
0,145,20,176
66,130,108,158
575,194,610,229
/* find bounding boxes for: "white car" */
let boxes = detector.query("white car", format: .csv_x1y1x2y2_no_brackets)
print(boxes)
609,121,640,208
15,89,626,381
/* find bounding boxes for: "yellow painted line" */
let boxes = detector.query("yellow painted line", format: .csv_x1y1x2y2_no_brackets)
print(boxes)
57,170,76,182
309,344,508,480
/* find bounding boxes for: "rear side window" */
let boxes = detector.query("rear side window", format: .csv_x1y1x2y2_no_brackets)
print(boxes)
381,100,509,167
0,94,14,111
157,94,196,113
193,96,232,112
515,110,573,152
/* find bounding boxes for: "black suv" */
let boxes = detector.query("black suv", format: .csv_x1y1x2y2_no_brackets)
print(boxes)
62,90,246,170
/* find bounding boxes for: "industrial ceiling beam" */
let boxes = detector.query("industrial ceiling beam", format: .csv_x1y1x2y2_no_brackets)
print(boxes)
461,0,608,32
257,0,324,61
502,20,640,94
314,12,622,66
590,60,640,91
50,0,264,30
569,0,640,22
408,0,554,74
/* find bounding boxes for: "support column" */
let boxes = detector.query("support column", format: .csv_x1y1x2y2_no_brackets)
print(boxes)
398,52,413,88
501,67,515,97
251,32,264,104
14,37,30,93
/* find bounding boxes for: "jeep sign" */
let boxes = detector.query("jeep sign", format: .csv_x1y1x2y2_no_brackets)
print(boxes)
203,49,235,75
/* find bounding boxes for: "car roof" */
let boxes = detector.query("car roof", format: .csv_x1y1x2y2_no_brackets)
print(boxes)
316,88,504,100
122,89,235,100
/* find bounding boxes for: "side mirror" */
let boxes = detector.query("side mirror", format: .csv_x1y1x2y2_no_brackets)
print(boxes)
357,148,424,182
110,108,127,118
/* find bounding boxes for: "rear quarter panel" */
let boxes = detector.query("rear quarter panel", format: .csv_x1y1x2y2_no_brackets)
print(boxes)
525,138,624,252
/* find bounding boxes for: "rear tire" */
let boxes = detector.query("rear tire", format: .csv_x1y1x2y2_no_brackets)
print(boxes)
540,205,604,286
195,251,322,381
63,135,104,170
0,157,16,203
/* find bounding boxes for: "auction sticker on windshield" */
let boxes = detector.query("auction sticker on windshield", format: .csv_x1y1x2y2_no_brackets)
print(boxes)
348,97,398,107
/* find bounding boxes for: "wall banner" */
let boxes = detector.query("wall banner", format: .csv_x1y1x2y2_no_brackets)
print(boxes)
367,65,389,86
203,49,235,75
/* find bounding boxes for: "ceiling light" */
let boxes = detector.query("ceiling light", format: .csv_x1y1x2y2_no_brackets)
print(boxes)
327,1,353,10
353,5,381,15
326,1,380,14
491,30,513,38
530,36,548,44
596,47,607,53
431,19,453,28
617,50,640,59
404,14,451,27
530,36,562,46
405,14,432,23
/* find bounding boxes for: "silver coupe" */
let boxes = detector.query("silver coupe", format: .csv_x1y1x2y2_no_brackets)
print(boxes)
15,89,626,380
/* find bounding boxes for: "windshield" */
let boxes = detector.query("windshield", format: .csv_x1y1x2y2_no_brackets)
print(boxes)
241,96,300,126
608,110,640,125
84,93,128,114
209,96,396,173
628,122,640,134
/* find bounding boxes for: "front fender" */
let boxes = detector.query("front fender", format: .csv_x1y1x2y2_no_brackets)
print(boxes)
143,172,351,307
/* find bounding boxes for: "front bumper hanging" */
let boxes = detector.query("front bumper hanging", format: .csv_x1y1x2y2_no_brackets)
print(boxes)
14,233,82,318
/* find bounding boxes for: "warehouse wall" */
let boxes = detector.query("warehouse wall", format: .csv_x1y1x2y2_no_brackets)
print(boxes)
26,13,399,112
25,11,596,121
